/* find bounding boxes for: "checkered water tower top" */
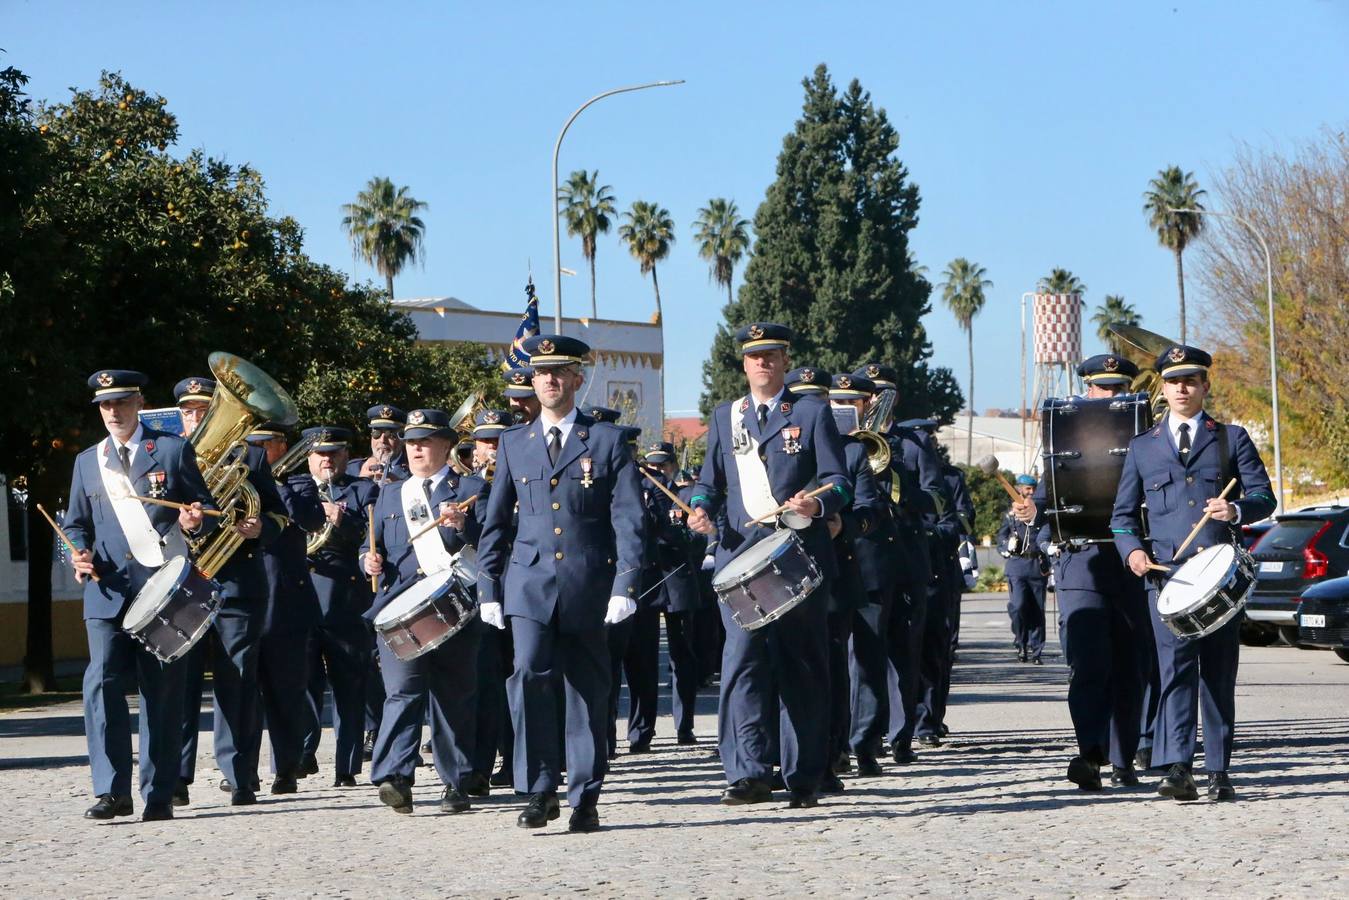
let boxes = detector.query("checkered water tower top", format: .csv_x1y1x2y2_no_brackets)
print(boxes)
1033,293,1082,363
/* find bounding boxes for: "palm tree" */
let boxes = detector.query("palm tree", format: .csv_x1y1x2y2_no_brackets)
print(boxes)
1143,165,1206,342
692,198,751,306
939,258,992,463
618,201,676,322
340,177,427,299
1039,268,1087,296
557,169,617,319
1091,295,1142,353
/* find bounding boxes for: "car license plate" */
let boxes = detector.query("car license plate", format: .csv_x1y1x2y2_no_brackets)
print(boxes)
1259,561,1285,574
1302,614,1327,628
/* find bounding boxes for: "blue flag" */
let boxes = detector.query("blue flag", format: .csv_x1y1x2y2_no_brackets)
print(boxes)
503,277,540,370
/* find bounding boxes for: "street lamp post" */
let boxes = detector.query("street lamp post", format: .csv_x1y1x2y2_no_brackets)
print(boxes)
551,80,684,332
1169,206,1284,511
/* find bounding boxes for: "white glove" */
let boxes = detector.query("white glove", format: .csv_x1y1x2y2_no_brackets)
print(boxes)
1046,543,1061,557
480,601,506,630
701,554,716,572
604,595,637,625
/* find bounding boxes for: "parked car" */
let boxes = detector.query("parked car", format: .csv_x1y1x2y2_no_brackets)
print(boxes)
1241,520,1275,549
1242,505,1349,646
1293,575,1349,663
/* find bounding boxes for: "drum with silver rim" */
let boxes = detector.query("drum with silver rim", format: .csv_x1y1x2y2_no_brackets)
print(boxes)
373,569,478,661
122,555,222,663
1042,393,1153,542
713,528,822,631
1156,543,1256,639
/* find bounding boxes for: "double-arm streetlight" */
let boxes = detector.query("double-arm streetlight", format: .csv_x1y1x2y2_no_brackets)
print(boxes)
1169,206,1283,510
551,80,685,332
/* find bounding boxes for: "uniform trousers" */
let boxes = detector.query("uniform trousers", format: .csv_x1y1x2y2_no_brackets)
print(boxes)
849,588,892,754
248,625,312,779
1007,573,1048,658
179,598,262,790
304,620,370,777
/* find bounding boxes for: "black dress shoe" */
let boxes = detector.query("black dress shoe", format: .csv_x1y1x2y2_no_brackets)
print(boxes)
768,772,786,791
333,774,357,788
270,776,298,795
379,777,414,814
1017,647,1028,662
1032,656,1043,666
440,785,471,813
363,730,376,761
218,778,234,794
720,778,773,805
489,767,513,787
462,772,490,797
1111,766,1140,787
141,802,173,822
856,754,883,777
84,794,133,820
833,751,852,774
516,792,560,828
628,738,652,754
298,755,319,778
892,744,917,765
677,731,698,745
230,788,257,807
787,789,819,809
568,804,600,833
1157,763,1199,801
1134,748,1152,771
1067,756,1103,791
1207,771,1236,802
916,734,942,748
420,740,432,754
819,773,846,794
171,784,190,807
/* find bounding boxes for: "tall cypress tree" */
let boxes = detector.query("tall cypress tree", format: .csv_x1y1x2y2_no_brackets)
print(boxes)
700,65,961,422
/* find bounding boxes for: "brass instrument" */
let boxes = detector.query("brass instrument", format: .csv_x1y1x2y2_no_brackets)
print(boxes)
269,429,319,480
190,352,298,577
307,475,336,555
1107,323,1176,416
446,391,486,477
854,385,896,476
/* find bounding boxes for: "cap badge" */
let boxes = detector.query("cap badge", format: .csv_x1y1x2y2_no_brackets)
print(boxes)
838,375,852,389
510,372,527,385
97,372,114,387
1104,357,1119,371
186,379,202,394
801,368,815,382
380,405,393,418
747,324,764,340
866,364,880,378
484,411,500,424
408,410,426,426
538,338,555,354
1168,347,1187,363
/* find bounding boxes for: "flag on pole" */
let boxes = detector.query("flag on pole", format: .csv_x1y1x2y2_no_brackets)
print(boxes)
502,277,540,370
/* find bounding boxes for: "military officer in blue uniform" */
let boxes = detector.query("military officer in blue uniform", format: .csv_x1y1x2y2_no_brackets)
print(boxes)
503,366,541,426
174,376,287,808
829,373,900,777
347,403,410,482
297,426,381,788
1111,344,1275,802
65,370,217,822
361,408,488,814
688,323,852,809
243,423,325,795
1014,354,1153,790
998,474,1049,664
477,334,647,833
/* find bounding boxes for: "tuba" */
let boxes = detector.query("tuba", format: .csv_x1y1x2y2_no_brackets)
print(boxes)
188,352,298,577
268,429,319,480
306,476,336,555
854,385,895,476
446,390,485,477
1106,323,1176,417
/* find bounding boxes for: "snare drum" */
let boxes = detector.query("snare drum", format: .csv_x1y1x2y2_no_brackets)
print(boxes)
1156,544,1256,639
712,529,822,631
373,570,478,661
1042,393,1153,542
122,555,222,663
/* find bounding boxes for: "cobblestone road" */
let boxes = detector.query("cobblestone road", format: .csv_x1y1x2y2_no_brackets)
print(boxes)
2,595,1346,897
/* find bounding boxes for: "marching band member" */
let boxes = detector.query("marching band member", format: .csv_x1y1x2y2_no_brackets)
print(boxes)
65,370,217,822
347,404,410,481
502,366,541,425
998,475,1048,664
300,426,379,788
1014,354,1152,790
174,376,286,808
828,373,899,778
1111,345,1274,802
608,426,653,758
476,334,647,832
361,409,488,814
687,323,852,809
244,423,324,795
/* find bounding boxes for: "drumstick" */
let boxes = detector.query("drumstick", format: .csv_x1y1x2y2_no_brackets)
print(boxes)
366,503,377,593
745,483,837,528
975,455,1025,505
407,496,478,543
1145,562,1172,574
125,494,225,517
1172,478,1239,560
641,468,695,517
36,503,100,582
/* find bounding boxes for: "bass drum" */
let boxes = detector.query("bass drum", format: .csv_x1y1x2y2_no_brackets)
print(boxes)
1042,392,1153,543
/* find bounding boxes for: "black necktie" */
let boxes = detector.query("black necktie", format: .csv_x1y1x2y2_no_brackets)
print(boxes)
547,426,562,466
757,403,769,433
118,444,132,477
423,477,435,504
1178,422,1191,456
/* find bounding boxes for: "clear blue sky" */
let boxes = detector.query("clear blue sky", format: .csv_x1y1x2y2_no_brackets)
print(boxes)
8,1,1347,415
